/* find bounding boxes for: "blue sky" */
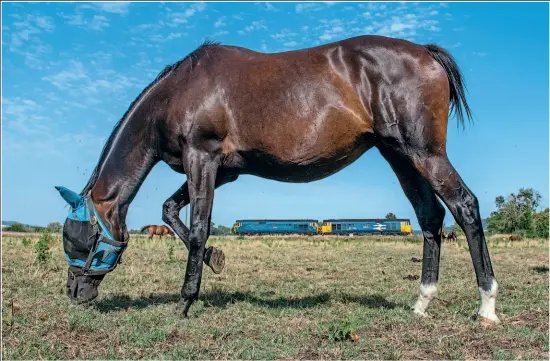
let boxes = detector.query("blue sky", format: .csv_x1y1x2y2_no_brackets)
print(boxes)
2,1,549,231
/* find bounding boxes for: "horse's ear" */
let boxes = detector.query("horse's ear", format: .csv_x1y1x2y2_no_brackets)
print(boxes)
55,186,83,209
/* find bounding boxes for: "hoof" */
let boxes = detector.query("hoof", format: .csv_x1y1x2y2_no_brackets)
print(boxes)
175,299,192,318
205,247,225,274
412,308,429,318
475,313,501,327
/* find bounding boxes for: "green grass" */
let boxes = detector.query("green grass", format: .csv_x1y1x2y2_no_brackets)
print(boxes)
2,234,548,360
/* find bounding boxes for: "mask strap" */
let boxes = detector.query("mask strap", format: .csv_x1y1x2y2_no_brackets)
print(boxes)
82,193,101,275
68,270,79,298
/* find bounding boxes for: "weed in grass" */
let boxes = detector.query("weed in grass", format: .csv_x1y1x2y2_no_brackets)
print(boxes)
21,237,31,247
34,232,51,266
167,241,175,261
385,344,402,360
317,318,361,343
492,349,516,360
532,266,549,274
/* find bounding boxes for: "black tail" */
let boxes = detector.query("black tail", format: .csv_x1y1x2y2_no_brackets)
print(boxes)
424,44,473,128
140,225,151,233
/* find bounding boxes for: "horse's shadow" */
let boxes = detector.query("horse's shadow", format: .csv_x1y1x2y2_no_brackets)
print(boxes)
93,290,404,313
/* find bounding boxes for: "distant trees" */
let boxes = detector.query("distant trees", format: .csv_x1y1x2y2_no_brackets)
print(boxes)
210,222,232,235
385,213,397,220
4,223,26,232
486,188,548,238
451,222,464,236
46,222,63,233
533,208,549,239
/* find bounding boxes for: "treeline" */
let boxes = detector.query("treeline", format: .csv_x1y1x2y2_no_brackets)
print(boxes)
5,221,233,236
486,188,548,238
3,222,62,233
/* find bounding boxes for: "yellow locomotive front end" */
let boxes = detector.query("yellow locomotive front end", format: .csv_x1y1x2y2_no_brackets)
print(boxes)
232,222,242,234
400,220,413,235
321,222,332,234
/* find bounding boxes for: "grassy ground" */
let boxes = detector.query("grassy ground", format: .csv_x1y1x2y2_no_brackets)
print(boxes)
2,233,548,360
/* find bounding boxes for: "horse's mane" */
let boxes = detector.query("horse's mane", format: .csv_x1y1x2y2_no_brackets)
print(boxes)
80,40,221,195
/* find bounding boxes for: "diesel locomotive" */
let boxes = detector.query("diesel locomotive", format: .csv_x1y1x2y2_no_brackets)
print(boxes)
232,218,413,236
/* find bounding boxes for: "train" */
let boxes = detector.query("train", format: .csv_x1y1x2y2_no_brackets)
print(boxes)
232,218,413,236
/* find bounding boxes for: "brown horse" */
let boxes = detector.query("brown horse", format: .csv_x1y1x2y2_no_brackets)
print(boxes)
56,35,499,324
445,231,458,242
140,224,175,240
509,234,522,242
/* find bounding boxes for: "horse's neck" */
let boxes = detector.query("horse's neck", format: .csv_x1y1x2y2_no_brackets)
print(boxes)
91,126,158,241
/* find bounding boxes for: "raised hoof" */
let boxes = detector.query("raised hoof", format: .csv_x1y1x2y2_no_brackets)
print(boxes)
204,247,225,274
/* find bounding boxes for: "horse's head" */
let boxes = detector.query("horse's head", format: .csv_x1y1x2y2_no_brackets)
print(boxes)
56,186,127,304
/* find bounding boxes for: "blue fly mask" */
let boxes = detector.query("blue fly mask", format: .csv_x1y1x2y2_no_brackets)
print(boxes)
56,186,127,276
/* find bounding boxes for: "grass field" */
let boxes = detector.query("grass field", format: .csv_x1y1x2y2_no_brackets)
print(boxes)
2,233,548,360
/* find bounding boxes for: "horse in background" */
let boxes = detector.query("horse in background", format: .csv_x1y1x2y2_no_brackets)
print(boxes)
442,230,458,242
140,225,175,240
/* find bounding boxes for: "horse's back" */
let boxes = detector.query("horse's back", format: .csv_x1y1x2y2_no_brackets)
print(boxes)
161,35,446,181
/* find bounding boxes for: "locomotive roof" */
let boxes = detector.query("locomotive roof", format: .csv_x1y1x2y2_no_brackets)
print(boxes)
235,219,318,223
324,218,411,222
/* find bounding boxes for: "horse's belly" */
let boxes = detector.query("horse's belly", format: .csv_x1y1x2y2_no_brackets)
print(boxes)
241,133,376,182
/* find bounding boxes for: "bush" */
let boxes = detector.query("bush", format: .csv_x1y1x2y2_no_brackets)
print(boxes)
35,233,51,265
21,237,32,247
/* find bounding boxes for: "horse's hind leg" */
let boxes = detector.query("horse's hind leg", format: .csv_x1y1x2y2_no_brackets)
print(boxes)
421,154,498,323
384,143,499,323
378,145,445,317
175,152,218,317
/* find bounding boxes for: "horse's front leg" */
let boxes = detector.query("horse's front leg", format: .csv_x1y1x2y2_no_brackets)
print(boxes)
163,185,224,273
162,172,238,274
176,153,218,317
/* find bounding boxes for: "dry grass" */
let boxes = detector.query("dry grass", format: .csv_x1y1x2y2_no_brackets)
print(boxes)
2,233,548,360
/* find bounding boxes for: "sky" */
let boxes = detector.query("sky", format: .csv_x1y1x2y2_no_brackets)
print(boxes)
2,1,549,231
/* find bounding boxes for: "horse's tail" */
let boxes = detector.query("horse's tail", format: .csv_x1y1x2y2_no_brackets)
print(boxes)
424,44,473,128
140,225,152,233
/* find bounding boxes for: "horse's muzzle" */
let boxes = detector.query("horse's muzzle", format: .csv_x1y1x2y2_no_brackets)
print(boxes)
66,269,104,304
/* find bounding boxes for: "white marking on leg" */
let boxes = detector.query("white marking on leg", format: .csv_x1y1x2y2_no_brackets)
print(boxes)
412,283,438,317
478,278,500,323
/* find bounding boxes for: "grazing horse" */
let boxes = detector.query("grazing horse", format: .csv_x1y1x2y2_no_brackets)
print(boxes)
140,224,175,240
509,234,522,242
445,231,458,242
55,35,499,324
